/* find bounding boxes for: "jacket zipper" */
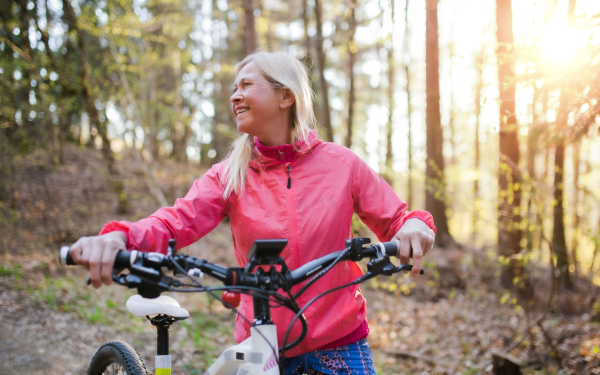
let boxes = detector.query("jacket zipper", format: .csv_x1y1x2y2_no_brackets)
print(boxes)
286,165,292,189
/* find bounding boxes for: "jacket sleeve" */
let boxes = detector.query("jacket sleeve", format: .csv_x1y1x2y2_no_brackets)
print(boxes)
351,155,436,241
99,163,229,253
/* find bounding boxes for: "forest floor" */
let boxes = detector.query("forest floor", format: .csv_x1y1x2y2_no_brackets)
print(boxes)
1,145,599,375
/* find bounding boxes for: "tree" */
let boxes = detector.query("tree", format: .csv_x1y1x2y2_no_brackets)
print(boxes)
403,0,414,208
551,0,578,288
242,0,257,55
345,0,358,149
425,0,452,247
495,0,523,289
314,0,333,142
383,0,395,184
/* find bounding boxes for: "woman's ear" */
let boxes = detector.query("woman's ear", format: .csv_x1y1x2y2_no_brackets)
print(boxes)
280,88,295,109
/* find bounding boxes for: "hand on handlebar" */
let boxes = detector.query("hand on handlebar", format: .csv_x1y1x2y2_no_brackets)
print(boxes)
394,218,435,278
69,231,127,288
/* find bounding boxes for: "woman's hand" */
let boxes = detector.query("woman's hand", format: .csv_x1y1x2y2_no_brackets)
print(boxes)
69,231,127,288
394,218,435,277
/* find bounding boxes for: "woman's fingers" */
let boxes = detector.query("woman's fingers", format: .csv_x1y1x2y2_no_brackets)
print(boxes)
394,218,436,278
68,232,127,289
410,237,423,278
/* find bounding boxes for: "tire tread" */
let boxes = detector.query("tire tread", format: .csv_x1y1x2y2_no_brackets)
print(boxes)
87,340,147,375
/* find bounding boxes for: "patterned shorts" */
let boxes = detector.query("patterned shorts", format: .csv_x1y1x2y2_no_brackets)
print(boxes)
282,339,377,375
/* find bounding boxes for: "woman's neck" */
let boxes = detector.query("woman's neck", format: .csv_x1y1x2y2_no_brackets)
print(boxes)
256,131,292,146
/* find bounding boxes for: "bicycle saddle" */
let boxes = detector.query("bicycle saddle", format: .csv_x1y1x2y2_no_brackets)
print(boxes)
126,295,190,319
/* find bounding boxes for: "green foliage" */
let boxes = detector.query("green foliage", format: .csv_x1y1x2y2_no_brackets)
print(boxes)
0,264,22,280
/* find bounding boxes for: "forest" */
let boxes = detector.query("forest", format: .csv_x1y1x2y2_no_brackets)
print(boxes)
1,0,600,374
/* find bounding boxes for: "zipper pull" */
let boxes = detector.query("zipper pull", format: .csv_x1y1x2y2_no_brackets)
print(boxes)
286,165,291,189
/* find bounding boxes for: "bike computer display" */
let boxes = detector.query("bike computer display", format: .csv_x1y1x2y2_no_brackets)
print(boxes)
248,239,288,262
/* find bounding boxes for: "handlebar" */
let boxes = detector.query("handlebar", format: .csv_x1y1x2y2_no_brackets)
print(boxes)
59,237,424,353
59,238,422,291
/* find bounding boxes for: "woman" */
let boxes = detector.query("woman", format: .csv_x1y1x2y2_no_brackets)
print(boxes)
70,51,436,374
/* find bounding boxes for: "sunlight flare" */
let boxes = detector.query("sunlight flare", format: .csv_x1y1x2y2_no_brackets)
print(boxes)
537,20,585,64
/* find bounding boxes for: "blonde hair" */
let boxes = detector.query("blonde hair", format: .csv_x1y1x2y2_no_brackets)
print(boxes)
221,51,318,199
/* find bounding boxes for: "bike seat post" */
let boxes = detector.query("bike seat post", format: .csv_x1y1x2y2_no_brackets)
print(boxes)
148,314,177,374
156,320,170,356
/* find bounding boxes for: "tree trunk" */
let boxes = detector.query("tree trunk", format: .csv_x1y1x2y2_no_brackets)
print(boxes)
300,0,321,132
63,0,115,173
314,0,333,142
496,0,523,288
345,1,357,149
242,0,257,55
172,49,188,163
148,66,159,160
553,93,572,288
526,85,543,252
301,0,313,61
570,141,581,278
383,0,395,184
473,49,483,241
425,0,452,247
404,0,413,208
551,0,576,289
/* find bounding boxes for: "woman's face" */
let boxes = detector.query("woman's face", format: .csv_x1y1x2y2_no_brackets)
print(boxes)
230,62,291,145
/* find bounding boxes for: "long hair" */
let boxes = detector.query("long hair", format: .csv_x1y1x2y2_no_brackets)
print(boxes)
221,51,318,199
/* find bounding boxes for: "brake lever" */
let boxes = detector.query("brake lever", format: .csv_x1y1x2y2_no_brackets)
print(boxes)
366,256,425,276
391,264,425,275
85,273,128,286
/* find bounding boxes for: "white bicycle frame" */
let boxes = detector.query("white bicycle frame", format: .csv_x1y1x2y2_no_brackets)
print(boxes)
126,294,280,375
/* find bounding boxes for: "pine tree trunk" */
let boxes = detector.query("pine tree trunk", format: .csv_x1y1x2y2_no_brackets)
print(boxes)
425,0,452,247
404,0,413,208
242,0,257,55
384,0,395,184
314,0,333,142
496,0,523,288
551,0,577,289
345,1,357,149
553,95,572,288
473,49,483,241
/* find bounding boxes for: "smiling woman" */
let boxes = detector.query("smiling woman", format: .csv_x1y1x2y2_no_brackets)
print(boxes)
66,49,437,375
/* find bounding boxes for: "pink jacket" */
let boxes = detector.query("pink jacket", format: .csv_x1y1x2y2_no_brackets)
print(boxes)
101,132,436,356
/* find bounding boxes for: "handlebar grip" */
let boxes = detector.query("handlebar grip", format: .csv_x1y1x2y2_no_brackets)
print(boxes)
58,246,136,268
59,246,75,265
375,240,424,275
381,239,402,256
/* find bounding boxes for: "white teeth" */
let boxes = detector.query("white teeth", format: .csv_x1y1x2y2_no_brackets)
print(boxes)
236,108,248,115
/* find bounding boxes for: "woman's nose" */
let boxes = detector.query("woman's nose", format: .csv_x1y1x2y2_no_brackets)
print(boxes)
230,91,241,103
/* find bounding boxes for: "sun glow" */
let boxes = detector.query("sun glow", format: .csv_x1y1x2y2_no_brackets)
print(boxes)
537,20,585,64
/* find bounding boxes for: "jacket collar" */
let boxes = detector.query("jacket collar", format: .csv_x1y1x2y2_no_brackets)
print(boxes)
249,130,321,169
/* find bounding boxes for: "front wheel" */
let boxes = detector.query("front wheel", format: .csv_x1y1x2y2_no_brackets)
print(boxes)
87,341,147,375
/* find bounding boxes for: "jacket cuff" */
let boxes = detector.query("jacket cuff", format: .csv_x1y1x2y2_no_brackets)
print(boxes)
99,221,131,245
399,210,437,234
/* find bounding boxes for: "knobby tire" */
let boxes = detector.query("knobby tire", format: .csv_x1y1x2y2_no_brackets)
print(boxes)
87,340,147,375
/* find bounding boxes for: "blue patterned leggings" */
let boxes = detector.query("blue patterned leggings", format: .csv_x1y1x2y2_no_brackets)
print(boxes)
282,339,377,375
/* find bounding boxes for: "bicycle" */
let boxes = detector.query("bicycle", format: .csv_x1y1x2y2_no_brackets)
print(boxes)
59,237,424,375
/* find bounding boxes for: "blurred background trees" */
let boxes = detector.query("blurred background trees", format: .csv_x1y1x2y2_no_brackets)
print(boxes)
1,0,600,293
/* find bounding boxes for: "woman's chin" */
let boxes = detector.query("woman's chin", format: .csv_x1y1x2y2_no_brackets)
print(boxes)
236,124,255,137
